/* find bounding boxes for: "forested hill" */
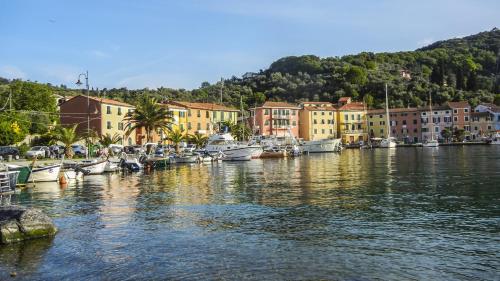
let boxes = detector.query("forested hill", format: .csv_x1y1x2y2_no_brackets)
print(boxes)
1,28,500,110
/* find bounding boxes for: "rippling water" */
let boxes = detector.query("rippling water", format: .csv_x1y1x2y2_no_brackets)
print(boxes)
1,146,499,280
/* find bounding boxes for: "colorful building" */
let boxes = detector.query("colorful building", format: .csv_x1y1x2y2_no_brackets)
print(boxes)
419,104,453,142
470,111,494,140
336,97,368,144
164,101,239,135
448,101,471,132
249,101,300,137
475,103,500,131
60,95,136,145
367,108,421,143
298,102,338,141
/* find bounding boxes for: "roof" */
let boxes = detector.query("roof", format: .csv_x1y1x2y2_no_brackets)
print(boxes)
338,102,365,111
417,104,451,111
300,101,334,105
477,103,500,113
367,107,419,115
261,101,300,109
338,97,351,102
447,101,470,108
471,111,490,117
159,103,186,110
67,95,134,107
166,101,239,112
302,106,337,111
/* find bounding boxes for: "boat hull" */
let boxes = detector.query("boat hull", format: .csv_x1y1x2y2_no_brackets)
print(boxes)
28,164,61,182
380,139,397,148
79,160,107,174
302,139,341,153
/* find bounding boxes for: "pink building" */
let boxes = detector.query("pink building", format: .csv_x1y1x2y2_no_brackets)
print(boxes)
249,101,300,137
389,108,421,143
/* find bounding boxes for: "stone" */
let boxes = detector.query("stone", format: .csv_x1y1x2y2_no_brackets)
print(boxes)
0,206,57,244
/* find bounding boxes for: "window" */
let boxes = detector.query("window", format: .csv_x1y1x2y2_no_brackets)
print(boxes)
313,119,317,124
291,110,296,116
465,125,470,131
351,114,355,120
197,123,201,130
206,111,210,118
403,120,407,125
379,115,383,118
188,110,191,117
106,106,111,114
454,116,458,122
435,127,439,132
357,114,361,121
292,121,296,126
107,121,111,129
369,122,373,126
264,109,269,115
345,114,348,121
264,120,269,125
207,123,210,130
179,111,185,118
321,129,325,134
464,108,469,113
321,119,325,124
453,109,458,114
413,128,418,133
197,110,201,117
313,112,317,115
188,122,192,130
464,116,469,122
314,129,317,134
118,122,123,130
380,129,384,134
321,111,325,116
413,119,417,124
358,124,362,129
273,110,278,115
220,112,225,121
180,124,184,131
117,107,122,115
329,112,333,116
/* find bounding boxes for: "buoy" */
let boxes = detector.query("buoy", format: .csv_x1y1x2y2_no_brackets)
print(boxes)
59,175,67,185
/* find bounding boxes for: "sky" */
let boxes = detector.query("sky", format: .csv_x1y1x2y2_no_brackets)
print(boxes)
0,0,499,90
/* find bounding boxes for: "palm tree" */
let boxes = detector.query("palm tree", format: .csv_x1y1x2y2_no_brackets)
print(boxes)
99,133,122,156
124,96,173,143
165,128,187,154
50,124,82,159
189,132,208,149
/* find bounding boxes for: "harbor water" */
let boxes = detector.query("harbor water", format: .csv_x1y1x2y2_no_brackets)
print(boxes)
0,146,499,280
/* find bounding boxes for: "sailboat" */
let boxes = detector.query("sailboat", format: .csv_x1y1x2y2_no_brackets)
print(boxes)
423,91,439,147
380,84,397,148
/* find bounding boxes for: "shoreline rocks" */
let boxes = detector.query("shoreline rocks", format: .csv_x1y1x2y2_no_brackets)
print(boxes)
0,206,57,244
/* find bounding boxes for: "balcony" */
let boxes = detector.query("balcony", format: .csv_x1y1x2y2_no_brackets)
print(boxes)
272,114,291,120
342,130,365,134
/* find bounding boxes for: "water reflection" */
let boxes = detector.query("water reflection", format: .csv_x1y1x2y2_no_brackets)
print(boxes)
0,146,499,280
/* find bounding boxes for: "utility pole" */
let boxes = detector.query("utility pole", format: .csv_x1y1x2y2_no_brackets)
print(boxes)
76,70,90,158
219,78,223,104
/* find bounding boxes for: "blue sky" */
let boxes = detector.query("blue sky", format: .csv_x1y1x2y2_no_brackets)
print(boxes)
0,0,499,90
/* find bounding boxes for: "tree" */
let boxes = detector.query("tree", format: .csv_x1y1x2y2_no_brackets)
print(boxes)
99,133,122,156
363,94,375,109
124,96,173,143
0,113,29,145
189,132,208,149
453,128,466,142
494,94,500,106
165,129,186,154
441,128,452,143
50,125,82,158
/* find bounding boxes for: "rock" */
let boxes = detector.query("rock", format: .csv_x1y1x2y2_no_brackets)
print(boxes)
0,206,57,244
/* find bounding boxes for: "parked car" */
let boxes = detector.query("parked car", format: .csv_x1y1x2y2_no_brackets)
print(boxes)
71,145,87,156
25,146,49,158
0,146,20,160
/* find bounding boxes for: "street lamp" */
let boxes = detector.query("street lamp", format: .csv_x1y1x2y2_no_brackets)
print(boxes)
76,70,90,158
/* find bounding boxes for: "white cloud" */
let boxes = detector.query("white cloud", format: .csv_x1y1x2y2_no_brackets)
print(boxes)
89,50,110,58
0,65,26,79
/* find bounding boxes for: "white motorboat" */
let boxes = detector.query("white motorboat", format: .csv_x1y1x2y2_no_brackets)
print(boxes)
490,132,500,145
79,159,107,175
120,153,142,171
205,133,262,161
169,154,199,164
423,139,439,147
301,138,341,153
104,160,120,172
28,164,61,182
380,137,397,148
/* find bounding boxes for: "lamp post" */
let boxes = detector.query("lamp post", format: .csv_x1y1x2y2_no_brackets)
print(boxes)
76,71,90,158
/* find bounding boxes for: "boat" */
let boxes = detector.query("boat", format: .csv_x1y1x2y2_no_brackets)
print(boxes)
28,164,61,182
205,133,262,161
0,164,20,192
169,154,199,164
423,91,439,148
490,132,500,145
78,159,107,174
120,153,142,171
260,150,287,158
104,160,120,172
380,83,397,148
61,169,84,181
301,138,341,153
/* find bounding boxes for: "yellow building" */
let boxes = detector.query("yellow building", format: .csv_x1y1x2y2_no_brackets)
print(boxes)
366,109,386,138
299,102,338,141
165,101,239,135
336,97,368,144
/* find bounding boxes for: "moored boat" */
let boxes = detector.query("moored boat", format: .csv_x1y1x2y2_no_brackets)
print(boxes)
205,133,262,161
28,164,61,182
490,132,500,145
301,138,341,153
78,159,107,175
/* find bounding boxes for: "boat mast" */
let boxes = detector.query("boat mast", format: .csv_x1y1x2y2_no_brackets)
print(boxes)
429,91,434,141
385,83,391,139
